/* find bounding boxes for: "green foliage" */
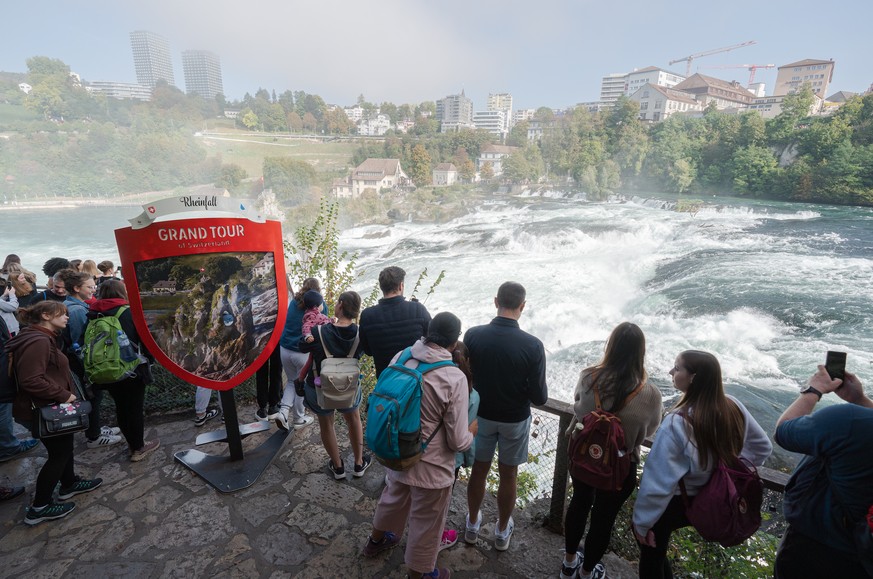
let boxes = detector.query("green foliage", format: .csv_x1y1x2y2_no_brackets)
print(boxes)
407,143,432,186
284,197,360,311
263,157,317,205
215,163,248,190
203,255,242,284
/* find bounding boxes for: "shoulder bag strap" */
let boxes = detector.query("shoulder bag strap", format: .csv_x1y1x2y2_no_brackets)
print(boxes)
317,325,332,359
346,329,360,358
617,381,647,412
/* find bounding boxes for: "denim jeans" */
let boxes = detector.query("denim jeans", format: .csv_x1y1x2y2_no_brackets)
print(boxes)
0,402,21,456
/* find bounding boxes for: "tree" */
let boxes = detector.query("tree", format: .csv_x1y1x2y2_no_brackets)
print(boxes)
502,150,532,183
204,256,242,284
263,157,316,205
507,120,529,147
240,109,260,130
731,145,778,196
406,144,432,186
287,111,303,132
453,147,476,182
216,163,248,190
302,112,318,132
480,161,494,181
768,85,815,144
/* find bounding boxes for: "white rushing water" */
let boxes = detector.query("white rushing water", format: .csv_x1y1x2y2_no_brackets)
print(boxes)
6,194,872,465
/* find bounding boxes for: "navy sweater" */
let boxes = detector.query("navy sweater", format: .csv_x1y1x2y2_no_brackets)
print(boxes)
359,296,431,377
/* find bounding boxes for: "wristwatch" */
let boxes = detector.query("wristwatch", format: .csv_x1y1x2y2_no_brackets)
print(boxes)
801,386,823,400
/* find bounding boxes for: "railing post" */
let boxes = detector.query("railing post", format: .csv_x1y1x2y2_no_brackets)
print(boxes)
545,411,572,533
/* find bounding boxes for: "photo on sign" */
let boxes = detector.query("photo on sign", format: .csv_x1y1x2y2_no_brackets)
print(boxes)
134,251,278,382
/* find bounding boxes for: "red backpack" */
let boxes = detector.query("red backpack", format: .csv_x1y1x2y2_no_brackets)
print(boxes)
679,456,764,547
567,379,645,491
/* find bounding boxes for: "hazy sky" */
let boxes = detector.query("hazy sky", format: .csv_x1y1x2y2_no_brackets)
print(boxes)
3,0,871,110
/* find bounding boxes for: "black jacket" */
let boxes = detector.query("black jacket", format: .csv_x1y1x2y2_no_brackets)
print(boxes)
464,316,548,423
299,323,362,383
359,296,431,377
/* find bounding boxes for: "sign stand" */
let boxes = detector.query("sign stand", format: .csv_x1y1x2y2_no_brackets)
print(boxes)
174,389,289,493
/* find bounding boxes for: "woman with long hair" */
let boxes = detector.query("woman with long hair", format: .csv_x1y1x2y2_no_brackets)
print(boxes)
298,291,369,478
274,277,322,430
88,280,160,461
7,301,103,525
81,260,100,279
561,322,663,579
5,263,38,308
59,269,122,449
633,350,772,578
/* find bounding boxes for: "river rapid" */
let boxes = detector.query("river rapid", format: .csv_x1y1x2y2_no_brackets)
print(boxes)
7,193,872,467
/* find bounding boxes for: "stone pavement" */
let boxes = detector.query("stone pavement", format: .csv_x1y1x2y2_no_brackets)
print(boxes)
0,407,638,578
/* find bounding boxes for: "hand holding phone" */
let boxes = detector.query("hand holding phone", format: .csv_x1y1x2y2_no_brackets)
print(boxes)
825,351,847,382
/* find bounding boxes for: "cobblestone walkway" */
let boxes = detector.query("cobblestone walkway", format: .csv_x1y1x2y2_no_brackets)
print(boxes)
0,408,637,578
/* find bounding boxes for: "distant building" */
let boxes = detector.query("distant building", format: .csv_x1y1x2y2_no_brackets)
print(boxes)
478,144,519,176
182,50,224,100
432,163,458,186
331,177,353,198
473,110,508,137
153,280,177,294
628,83,702,122
672,73,756,110
625,66,685,97
748,93,824,119
526,119,559,142
576,101,607,113
344,106,364,122
223,109,241,119
358,114,391,136
487,93,513,129
436,91,474,133
600,73,628,105
130,30,176,88
821,90,857,115
773,59,835,98
513,108,536,125
251,254,274,278
350,158,409,196
87,81,152,101
18,83,32,94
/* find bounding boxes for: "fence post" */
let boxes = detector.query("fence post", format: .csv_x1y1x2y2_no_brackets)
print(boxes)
545,411,572,533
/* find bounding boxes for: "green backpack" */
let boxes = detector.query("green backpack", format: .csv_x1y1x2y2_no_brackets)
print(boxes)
83,306,141,384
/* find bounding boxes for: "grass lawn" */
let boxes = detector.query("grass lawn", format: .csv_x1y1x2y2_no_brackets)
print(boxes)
0,103,42,127
198,129,361,176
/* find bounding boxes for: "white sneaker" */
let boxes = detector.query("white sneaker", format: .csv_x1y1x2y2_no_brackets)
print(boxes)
494,516,514,551
86,433,123,449
101,425,122,436
292,415,314,429
464,511,482,544
274,407,290,432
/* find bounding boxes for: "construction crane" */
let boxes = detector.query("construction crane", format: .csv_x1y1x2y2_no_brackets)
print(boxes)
700,64,776,87
669,41,757,77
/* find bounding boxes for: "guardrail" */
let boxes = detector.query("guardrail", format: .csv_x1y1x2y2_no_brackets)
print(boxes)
535,397,790,533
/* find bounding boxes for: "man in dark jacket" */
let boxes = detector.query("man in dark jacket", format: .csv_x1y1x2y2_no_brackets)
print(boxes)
359,266,431,377
463,281,548,552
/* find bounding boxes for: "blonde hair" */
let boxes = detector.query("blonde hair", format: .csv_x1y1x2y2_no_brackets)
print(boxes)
82,260,100,277
5,263,35,297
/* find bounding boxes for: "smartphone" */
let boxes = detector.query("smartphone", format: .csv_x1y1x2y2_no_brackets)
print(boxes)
825,350,847,382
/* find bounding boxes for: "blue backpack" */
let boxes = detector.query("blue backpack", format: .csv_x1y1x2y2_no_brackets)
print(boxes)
365,347,455,471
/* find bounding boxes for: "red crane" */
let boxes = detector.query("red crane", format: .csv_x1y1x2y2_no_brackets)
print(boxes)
669,41,757,77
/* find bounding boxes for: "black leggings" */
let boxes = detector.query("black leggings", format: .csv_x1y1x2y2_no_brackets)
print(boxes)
637,495,690,579
564,465,637,573
34,433,76,507
103,378,146,450
256,347,283,409
775,526,867,578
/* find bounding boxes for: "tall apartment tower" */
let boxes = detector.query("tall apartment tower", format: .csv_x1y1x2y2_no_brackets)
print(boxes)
600,73,628,105
773,59,835,98
435,91,474,133
182,50,224,100
130,30,175,87
486,93,513,131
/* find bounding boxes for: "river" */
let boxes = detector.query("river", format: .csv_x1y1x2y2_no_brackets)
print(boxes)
6,194,872,467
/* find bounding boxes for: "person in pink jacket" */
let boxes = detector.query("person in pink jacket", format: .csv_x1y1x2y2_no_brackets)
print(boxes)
362,312,474,579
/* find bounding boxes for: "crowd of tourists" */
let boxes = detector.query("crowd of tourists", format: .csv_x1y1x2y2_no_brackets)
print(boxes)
1,255,871,578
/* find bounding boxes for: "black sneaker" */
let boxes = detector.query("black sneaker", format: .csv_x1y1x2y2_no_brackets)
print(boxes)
255,407,268,420
267,404,281,418
329,459,346,480
24,502,75,525
354,454,372,478
58,477,103,500
193,408,220,427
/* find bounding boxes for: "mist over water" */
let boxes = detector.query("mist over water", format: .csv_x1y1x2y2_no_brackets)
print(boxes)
8,194,872,467
343,193,873,466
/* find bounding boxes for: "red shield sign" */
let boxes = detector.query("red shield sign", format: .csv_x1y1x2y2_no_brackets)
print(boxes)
115,205,287,390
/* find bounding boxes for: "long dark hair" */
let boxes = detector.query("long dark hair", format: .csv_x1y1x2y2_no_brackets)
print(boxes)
452,341,473,394
586,322,647,410
673,350,745,469
293,278,321,307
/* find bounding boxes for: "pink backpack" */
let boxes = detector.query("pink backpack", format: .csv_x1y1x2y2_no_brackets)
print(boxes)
568,379,644,492
679,456,764,547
